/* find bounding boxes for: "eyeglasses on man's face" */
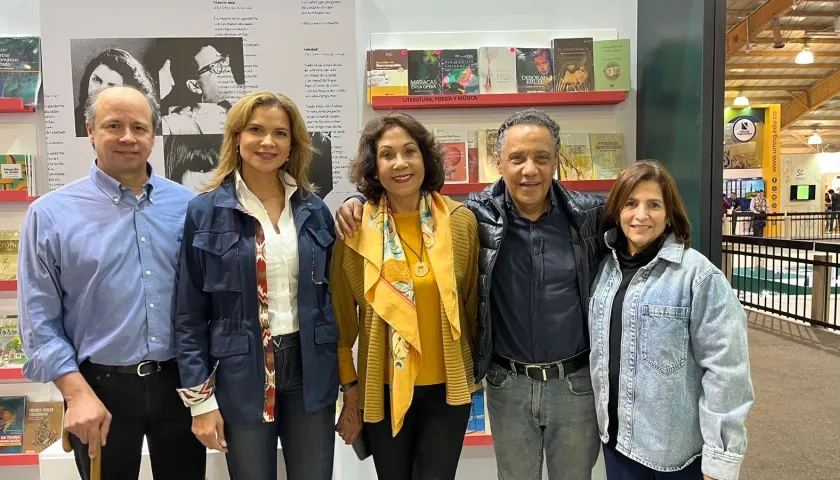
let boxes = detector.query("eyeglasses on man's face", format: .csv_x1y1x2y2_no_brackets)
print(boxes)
196,54,230,76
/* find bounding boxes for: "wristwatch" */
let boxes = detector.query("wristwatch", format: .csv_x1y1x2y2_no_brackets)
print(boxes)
340,380,358,392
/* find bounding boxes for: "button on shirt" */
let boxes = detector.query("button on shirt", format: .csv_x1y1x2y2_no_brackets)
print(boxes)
234,170,300,336
18,161,195,384
490,188,587,364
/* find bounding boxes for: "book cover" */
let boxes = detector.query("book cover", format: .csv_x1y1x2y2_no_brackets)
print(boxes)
0,315,24,367
478,47,517,94
0,396,26,454
407,50,441,96
0,231,18,283
551,38,595,92
438,49,479,94
559,133,594,181
0,154,31,193
466,390,486,434
467,129,479,183
590,133,626,179
594,39,631,91
441,142,469,184
514,48,553,93
22,401,63,453
0,37,42,107
366,49,408,103
477,129,502,183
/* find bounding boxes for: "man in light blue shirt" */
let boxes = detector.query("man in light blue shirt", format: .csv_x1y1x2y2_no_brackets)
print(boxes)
18,84,205,480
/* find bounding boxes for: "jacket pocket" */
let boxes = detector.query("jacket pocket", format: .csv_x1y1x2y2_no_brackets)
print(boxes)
314,323,338,344
193,231,242,292
306,226,334,284
640,304,690,376
210,333,250,357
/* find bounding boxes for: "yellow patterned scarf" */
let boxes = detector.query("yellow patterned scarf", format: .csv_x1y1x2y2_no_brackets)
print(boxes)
343,191,461,436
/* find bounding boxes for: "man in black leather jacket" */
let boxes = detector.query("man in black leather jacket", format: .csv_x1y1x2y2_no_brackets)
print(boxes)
334,109,608,480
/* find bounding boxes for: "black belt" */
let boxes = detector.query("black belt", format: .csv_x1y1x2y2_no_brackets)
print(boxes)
491,350,589,382
84,359,175,377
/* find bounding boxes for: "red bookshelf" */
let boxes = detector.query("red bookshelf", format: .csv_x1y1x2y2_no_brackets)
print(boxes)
0,190,37,202
0,453,39,466
0,367,26,381
0,280,16,292
441,179,615,196
463,433,493,446
371,91,626,110
0,98,36,114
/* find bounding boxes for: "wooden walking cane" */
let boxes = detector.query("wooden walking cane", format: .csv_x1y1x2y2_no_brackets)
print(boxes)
62,430,102,480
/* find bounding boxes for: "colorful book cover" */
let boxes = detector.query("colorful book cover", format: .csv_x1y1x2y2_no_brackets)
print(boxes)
366,49,409,103
478,47,517,94
559,133,594,181
441,142,469,184
0,396,26,454
551,38,595,92
594,39,631,91
467,129,479,183
0,37,42,107
0,154,31,192
0,315,23,367
407,50,441,96
514,48,553,93
589,133,626,179
438,49,479,94
22,401,63,453
0,231,18,283
478,129,502,183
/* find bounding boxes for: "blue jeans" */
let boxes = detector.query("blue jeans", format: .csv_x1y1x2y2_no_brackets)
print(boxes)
223,333,335,480
485,361,600,480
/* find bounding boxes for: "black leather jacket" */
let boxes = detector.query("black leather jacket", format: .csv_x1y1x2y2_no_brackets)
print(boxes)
464,179,608,381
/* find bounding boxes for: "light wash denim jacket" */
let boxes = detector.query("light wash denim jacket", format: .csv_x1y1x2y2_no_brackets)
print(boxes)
589,230,754,480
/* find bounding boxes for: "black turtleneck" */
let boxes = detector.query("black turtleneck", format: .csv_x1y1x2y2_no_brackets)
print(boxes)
606,234,664,447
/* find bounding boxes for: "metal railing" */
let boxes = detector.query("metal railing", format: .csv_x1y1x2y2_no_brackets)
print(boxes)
723,211,840,241
722,235,840,331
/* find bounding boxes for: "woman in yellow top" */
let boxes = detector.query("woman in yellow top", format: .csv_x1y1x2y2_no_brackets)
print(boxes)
332,112,480,479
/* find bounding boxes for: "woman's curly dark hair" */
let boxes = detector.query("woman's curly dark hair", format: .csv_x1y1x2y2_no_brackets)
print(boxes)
349,112,446,202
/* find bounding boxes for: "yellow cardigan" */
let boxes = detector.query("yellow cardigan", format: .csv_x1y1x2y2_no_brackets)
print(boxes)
331,196,480,424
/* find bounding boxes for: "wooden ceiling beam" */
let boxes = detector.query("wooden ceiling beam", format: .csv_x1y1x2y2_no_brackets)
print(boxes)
725,86,811,91
729,9,837,17
727,0,794,56
781,69,840,129
725,96,797,102
730,50,840,57
752,38,840,44
727,62,839,69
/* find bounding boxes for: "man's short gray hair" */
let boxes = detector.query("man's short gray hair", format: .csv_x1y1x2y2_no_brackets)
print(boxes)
495,108,561,159
84,84,161,130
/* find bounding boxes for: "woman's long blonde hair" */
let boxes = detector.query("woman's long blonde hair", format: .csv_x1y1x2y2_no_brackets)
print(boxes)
202,91,316,195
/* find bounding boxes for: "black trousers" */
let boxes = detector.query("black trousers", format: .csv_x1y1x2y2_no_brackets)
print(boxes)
69,360,206,480
364,384,471,480
603,442,703,480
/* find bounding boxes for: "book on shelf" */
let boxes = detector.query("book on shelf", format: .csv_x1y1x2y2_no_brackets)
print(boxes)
466,389,486,435
407,50,442,96
514,48,553,94
477,129,502,184
366,49,408,103
0,315,25,368
22,401,63,453
438,49,479,95
0,230,19,283
551,37,595,93
559,133,595,181
590,133,626,179
478,47,517,95
593,39,631,91
434,126,471,185
0,396,25,454
0,154,35,197
0,36,42,107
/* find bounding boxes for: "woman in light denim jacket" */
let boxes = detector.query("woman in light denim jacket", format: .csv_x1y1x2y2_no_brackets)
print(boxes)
588,161,754,480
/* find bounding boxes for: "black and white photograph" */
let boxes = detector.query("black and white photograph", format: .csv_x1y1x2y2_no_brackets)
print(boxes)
163,134,221,192
70,37,245,137
309,131,333,197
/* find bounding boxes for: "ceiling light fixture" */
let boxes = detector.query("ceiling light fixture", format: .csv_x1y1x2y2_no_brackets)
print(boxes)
808,132,823,145
733,92,750,107
796,42,815,64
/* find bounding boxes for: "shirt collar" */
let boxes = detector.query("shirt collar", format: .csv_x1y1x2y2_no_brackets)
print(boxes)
233,168,298,207
89,160,156,203
503,183,558,218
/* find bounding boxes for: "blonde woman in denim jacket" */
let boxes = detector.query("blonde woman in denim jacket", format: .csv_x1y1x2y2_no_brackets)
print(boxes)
588,160,754,480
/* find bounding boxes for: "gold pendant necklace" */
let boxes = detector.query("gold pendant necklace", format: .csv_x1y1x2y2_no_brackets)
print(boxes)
397,231,429,278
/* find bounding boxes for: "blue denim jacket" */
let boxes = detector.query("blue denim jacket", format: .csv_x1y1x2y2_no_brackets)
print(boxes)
589,230,754,480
